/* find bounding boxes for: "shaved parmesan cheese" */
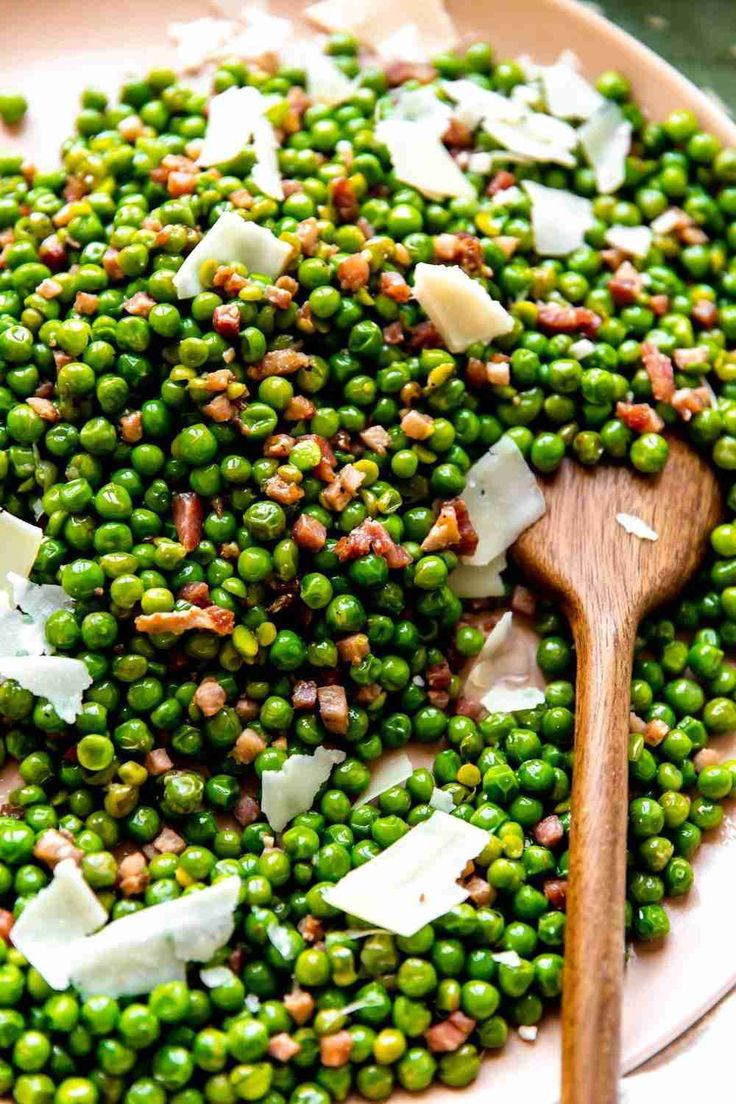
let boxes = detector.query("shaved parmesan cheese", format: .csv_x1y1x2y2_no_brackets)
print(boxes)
261,747,346,832
491,185,524,208
605,225,652,258
443,79,525,130
305,0,458,60
569,338,596,360
8,573,73,623
616,512,658,542
221,6,293,60
579,100,631,194
388,85,452,136
651,208,685,235
0,655,92,723
0,510,43,595
70,877,240,997
250,114,284,200
466,612,546,714
304,53,355,106
200,965,236,988
173,212,290,298
11,860,107,990
412,264,513,353
324,811,489,937
461,435,546,567
354,750,414,807
0,595,46,658
429,788,455,813
268,924,295,959
198,86,264,167
519,1024,538,1042
375,119,474,201
539,60,604,120
524,180,595,256
169,17,236,71
448,554,507,599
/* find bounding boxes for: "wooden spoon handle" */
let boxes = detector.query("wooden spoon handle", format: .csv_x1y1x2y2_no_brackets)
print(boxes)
561,610,637,1104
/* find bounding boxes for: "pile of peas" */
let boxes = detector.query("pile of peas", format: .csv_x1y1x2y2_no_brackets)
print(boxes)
0,31,735,1104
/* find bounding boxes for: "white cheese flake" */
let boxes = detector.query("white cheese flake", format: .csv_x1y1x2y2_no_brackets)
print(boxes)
579,100,632,194
323,811,489,937
221,6,293,60
0,655,92,723
375,119,474,201
539,59,604,120
200,965,236,989
387,85,452,136
8,572,73,623
491,185,524,208
354,750,415,807
70,877,241,997
169,17,237,71
448,553,507,600
429,788,455,813
305,0,458,60
0,592,47,658
460,435,546,567
261,746,346,832
605,225,653,258
197,86,283,199
616,512,658,542
173,212,291,298
524,180,595,257
467,612,546,714
0,510,43,595
412,263,514,353
304,53,356,106
569,338,596,360
11,860,107,990
519,1024,539,1042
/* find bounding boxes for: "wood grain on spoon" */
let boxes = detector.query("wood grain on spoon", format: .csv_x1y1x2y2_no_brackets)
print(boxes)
513,437,722,1104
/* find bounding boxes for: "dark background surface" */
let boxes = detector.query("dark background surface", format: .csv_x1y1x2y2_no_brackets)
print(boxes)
600,0,735,111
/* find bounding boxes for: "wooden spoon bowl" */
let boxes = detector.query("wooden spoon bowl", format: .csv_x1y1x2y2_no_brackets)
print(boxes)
514,437,722,1104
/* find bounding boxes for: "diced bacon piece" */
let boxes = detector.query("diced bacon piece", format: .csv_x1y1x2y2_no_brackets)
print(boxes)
534,815,564,848
693,299,718,328
486,359,511,386
488,170,516,196
201,368,235,392
450,498,479,557
285,989,315,1026
39,235,67,270
268,1034,301,1062
172,492,203,553
616,401,664,434
401,410,435,440
379,271,411,302
301,434,336,483
336,634,370,665
608,260,643,307
543,877,568,910
248,349,310,381
334,518,411,569
135,606,235,636
601,247,625,270
236,696,260,723
511,585,536,617
320,1030,353,1067
643,718,669,747
213,266,248,296
297,914,324,943
212,303,242,339
285,395,316,421
34,380,54,399
265,474,304,505
629,712,647,734
168,171,197,197
455,697,484,720
37,278,63,300
265,433,296,459
681,225,708,245
641,342,675,403
233,793,261,827
425,1011,476,1053
338,253,370,291
120,411,142,442
322,464,365,512
292,513,327,552
33,829,82,869
427,660,452,691
154,827,186,855
672,386,711,421
442,116,473,149
383,320,404,345
408,320,443,349
495,236,519,259
233,728,267,765
466,356,491,390
318,685,349,736
694,747,721,772
292,680,318,710
264,285,293,310
330,177,359,223
297,217,320,256
355,683,383,706
74,291,99,315
194,678,227,718
421,503,462,552
26,397,58,422
53,350,72,370
118,852,148,897
673,346,710,369
123,291,156,317
102,248,124,280
537,303,601,337
145,748,174,776
203,394,236,422
360,425,391,455
63,176,87,201
179,582,210,608
649,294,669,317
428,689,450,709
433,233,484,274
384,59,436,86
229,187,253,208
464,876,492,906
0,909,13,944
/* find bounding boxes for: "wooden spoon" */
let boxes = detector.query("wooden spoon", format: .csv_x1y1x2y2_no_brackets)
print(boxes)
513,437,722,1104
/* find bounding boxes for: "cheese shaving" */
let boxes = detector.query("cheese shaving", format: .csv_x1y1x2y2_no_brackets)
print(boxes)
197,86,283,198
323,811,489,937
569,338,596,360
169,17,236,71
579,100,632,194
429,788,455,813
616,512,658,542
261,746,347,832
0,655,92,723
375,118,475,201
304,53,356,106
11,860,107,990
524,180,595,256
8,572,73,623
354,750,415,807
0,509,43,595
412,263,514,353
448,553,507,599
305,0,458,60
173,211,291,298
539,59,604,119
466,612,546,714
200,965,236,988
604,225,653,258
460,435,546,567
